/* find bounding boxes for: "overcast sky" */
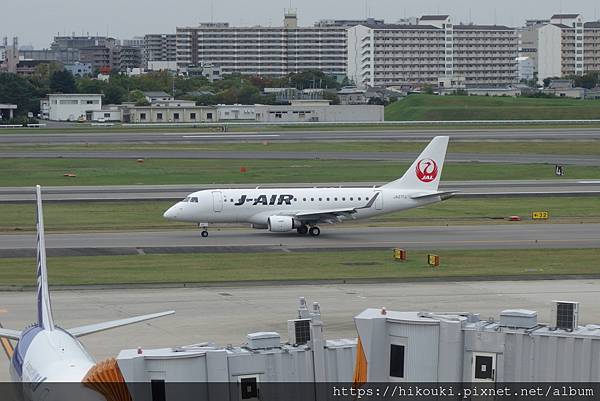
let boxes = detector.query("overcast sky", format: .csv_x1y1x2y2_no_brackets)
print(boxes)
3,0,600,48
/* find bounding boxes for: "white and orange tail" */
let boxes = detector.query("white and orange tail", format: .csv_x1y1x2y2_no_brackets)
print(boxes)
381,136,449,191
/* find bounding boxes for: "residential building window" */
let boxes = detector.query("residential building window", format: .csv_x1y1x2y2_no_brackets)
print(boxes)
389,344,405,378
174,113,180,120
140,113,147,120
207,112,213,120
157,113,163,120
104,113,110,118
190,112,197,119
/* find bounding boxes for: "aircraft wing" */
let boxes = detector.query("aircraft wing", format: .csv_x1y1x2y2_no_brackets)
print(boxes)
0,327,21,341
67,310,175,338
293,192,380,223
410,191,458,200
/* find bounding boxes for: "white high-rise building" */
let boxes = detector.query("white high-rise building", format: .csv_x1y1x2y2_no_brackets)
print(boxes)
176,11,347,77
519,14,600,84
348,15,518,88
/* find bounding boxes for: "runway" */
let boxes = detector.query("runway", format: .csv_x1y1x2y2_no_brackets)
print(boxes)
2,180,600,202
3,128,600,145
3,150,598,165
1,279,600,381
1,224,598,257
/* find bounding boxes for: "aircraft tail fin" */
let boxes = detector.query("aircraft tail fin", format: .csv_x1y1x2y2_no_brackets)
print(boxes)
35,185,55,331
381,136,449,191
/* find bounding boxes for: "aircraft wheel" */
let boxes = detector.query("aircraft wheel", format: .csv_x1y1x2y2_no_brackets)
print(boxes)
297,225,309,235
201,230,209,238
309,226,320,237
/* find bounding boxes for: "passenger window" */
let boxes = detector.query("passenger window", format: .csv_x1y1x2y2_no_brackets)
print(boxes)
311,198,314,201
334,197,338,201
327,198,330,201
319,198,322,201
342,198,346,201
294,198,297,201
350,197,354,201
358,197,362,201
303,198,306,201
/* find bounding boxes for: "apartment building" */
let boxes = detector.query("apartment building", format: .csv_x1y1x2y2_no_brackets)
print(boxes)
348,15,518,88
176,11,347,77
144,34,177,64
519,14,600,83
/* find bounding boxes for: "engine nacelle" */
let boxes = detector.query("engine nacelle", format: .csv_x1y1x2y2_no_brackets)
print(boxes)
267,216,301,232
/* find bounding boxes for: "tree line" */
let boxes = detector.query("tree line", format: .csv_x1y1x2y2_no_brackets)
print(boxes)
0,65,347,120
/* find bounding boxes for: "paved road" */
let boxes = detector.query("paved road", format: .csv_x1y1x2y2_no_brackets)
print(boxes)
3,150,598,165
1,224,598,257
2,180,600,202
1,279,600,381
2,128,600,145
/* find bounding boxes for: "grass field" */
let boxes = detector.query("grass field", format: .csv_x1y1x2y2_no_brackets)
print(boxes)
385,95,600,121
1,158,598,187
0,248,598,287
4,140,600,155
2,197,598,232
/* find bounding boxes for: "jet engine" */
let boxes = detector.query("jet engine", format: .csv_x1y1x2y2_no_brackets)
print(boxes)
267,216,302,232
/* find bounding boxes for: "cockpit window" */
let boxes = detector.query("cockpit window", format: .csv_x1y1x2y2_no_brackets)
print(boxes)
190,197,199,203
183,196,191,202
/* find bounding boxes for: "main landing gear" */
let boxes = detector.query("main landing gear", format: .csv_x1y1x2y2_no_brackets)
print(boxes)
297,224,320,237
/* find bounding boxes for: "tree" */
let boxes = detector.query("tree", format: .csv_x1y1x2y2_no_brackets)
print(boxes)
322,91,340,105
0,73,44,116
103,84,127,105
129,89,150,106
49,69,76,93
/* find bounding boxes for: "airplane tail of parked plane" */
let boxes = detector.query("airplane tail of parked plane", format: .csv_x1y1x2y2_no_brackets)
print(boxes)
35,185,56,331
381,136,449,192
0,186,174,344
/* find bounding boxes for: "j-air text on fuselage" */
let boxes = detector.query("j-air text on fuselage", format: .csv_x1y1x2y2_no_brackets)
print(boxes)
0,186,174,401
163,136,456,237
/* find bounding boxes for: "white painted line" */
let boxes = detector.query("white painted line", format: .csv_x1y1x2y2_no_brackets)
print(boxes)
182,134,281,138
578,181,600,184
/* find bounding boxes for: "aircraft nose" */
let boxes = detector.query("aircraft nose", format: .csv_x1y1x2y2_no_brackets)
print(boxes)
163,205,178,220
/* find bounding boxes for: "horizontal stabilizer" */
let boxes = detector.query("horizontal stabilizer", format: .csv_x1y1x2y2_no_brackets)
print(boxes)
410,191,458,201
68,310,175,338
0,327,21,341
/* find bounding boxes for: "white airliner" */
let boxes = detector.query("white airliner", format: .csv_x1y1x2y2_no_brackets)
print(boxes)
163,136,455,237
0,186,174,400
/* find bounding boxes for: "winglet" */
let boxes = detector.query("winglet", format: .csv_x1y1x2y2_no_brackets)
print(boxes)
36,185,55,331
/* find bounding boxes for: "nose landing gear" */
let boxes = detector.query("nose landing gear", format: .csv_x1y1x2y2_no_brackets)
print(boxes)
198,223,209,238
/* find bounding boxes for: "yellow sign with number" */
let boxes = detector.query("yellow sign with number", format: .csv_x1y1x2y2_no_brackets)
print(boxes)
532,211,549,220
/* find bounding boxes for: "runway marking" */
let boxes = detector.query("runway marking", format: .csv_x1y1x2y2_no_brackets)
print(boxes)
579,181,600,184
181,134,281,138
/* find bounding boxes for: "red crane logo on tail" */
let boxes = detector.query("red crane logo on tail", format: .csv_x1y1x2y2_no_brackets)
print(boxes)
416,159,438,182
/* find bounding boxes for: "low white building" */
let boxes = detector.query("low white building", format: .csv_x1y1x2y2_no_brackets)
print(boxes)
44,94,102,121
216,104,256,121
254,100,384,123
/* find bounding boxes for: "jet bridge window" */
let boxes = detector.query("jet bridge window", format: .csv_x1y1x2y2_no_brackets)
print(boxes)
190,197,199,203
389,344,405,378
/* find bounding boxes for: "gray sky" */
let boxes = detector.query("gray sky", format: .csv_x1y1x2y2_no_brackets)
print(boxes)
3,0,600,48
